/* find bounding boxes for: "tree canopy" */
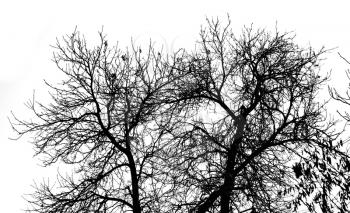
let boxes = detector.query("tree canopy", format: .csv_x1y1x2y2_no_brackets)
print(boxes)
11,18,350,213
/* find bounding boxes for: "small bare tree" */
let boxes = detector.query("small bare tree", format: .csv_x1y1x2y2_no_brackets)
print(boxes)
11,30,183,213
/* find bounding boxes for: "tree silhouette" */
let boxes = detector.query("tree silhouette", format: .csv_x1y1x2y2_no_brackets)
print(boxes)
11,30,186,213
11,18,350,213
159,19,350,212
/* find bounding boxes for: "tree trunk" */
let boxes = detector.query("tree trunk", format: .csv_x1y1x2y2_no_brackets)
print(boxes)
220,188,230,213
220,156,235,213
129,158,142,213
220,114,245,213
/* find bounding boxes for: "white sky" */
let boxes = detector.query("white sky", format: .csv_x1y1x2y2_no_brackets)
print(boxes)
1,0,350,212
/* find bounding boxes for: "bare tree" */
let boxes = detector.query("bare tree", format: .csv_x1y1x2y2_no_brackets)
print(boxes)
11,18,350,213
11,30,184,213
161,18,350,213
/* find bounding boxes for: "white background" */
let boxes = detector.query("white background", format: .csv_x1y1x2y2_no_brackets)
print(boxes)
1,0,350,212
